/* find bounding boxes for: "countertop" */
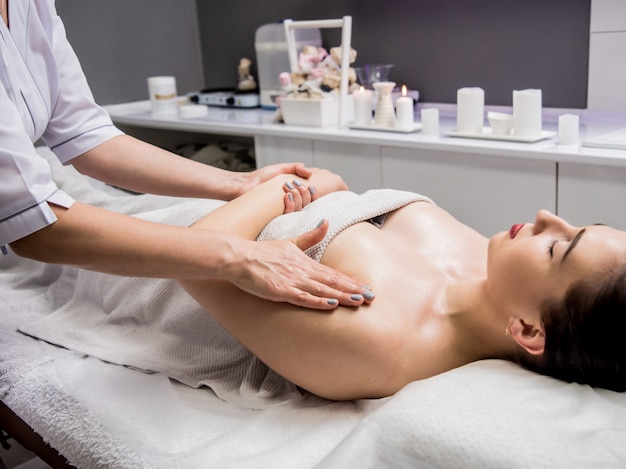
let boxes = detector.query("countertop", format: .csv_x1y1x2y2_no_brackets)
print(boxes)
105,100,626,168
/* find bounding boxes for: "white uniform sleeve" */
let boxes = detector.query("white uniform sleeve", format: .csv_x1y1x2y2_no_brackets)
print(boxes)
0,83,73,246
0,0,123,247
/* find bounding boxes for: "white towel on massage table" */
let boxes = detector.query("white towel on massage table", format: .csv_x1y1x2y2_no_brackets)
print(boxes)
4,148,626,469
19,182,429,407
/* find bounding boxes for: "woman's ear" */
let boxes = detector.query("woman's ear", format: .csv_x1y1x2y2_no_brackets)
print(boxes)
508,316,545,356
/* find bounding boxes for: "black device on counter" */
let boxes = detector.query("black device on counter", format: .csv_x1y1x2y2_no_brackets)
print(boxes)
188,88,260,108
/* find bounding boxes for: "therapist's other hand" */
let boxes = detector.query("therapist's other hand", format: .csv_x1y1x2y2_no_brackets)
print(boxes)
230,220,374,310
233,162,313,198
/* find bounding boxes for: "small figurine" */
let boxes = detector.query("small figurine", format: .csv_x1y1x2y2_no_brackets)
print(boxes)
237,58,257,92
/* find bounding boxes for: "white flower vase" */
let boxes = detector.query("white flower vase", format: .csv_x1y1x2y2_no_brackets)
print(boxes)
373,81,396,128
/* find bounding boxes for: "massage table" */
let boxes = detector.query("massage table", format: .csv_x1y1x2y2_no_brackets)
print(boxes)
1,147,626,468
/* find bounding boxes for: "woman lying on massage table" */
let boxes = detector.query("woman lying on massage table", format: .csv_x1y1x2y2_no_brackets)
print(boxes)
180,170,626,401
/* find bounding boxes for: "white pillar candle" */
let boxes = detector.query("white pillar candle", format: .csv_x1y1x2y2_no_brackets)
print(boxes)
353,86,373,126
395,85,414,131
147,76,178,116
421,108,439,136
513,89,542,138
456,87,484,134
558,113,580,145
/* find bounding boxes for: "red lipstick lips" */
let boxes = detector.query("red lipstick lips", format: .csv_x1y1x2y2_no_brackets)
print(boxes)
509,223,525,239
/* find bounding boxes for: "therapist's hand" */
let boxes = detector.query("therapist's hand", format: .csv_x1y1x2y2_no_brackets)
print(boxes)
233,162,313,198
230,221,374,310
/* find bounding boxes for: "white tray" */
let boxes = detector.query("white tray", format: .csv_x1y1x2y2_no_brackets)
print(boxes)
349,122,422,133
582,127,626,150
445,128,555,143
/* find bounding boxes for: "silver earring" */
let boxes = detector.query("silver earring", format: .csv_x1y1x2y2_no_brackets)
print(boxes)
505,325,511,336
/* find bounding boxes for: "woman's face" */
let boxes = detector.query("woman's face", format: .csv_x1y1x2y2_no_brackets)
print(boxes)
487,210,626,315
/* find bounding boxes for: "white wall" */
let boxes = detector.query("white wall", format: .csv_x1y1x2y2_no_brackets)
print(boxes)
587,0,626,111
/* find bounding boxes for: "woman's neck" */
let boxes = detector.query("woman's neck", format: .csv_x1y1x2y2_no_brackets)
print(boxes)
445,278,518,362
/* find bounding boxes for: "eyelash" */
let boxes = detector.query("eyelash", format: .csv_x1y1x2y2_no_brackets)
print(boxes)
547,237,558,257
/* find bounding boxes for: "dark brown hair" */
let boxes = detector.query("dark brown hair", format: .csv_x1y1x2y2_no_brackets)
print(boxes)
517,266,626,392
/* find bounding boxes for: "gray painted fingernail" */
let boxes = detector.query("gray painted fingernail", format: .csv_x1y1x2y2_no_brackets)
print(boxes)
316,219,325,228
350,294,363,301
363,290,375,301
288,193,294,201
327,299,339,305
293,179,303,187
286,182,294,190
309,186,316,195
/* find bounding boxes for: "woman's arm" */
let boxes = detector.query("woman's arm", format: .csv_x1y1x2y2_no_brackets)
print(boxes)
190,167,343,236
177,171,394,399
179,276,394,401
187,169,373,307
71,135,315,201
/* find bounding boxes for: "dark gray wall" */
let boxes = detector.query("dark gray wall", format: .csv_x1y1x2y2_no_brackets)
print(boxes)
197,0,591,108
57,0,591,109
56,0,205,105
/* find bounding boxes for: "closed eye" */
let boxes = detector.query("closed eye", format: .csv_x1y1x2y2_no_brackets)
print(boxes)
548,237,558,258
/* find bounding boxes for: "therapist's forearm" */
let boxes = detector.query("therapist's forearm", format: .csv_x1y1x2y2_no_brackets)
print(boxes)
72,135,243,201
9,202,241,280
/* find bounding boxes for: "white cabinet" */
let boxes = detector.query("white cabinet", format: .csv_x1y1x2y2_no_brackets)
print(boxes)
256,136,382,193
257,137,558,236
558,162,626,230
255,135,314,167
381,147,556,237
312,141,382,193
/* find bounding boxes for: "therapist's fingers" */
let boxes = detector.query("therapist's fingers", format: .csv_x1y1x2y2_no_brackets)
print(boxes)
292,163,313,179
231,236,372,310
237,163,314,197
290,220,375,307
259,162,313,184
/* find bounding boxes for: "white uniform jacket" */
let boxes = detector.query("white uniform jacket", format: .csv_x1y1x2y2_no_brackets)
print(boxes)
0,0,122,246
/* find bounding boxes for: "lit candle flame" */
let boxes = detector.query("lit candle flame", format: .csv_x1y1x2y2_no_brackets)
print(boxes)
402,85,407,97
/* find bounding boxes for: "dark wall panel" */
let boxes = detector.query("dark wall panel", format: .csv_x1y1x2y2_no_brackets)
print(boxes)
56,0,205,105
196,0,590,108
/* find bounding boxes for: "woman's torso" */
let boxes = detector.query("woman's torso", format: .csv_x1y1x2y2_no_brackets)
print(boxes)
315,201,489,396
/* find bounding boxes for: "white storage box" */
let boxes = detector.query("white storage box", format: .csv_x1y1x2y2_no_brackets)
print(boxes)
281,96,353,127
281,17,353,127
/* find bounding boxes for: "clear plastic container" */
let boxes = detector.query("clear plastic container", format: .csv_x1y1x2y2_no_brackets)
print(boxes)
255,22,321,109
354,64,395,89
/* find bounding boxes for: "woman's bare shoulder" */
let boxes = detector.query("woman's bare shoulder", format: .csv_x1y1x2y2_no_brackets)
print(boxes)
382,200,462,230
